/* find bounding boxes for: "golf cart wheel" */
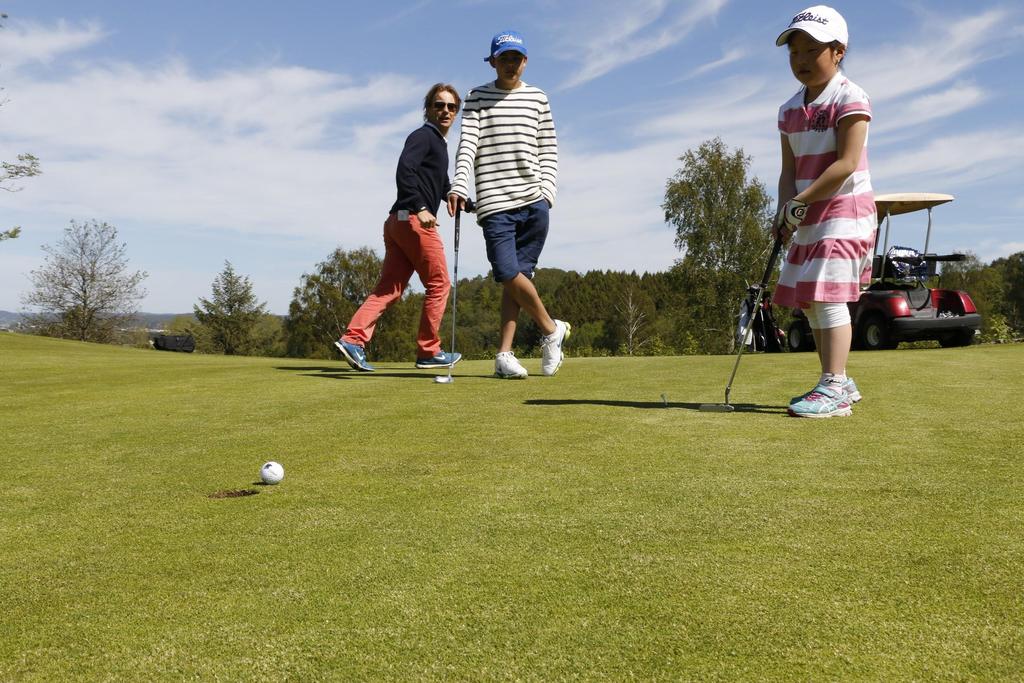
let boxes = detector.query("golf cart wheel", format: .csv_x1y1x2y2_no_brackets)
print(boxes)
939,329,977,348
857,314,896,351
787,320,815,352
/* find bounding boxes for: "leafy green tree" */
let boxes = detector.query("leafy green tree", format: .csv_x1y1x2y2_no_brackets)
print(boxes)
194,261,267,355
280,259,756,361
432,273,504,360
251,313,287,357
284,247,386,359
940,253,1011,342
22,220,147,342
663,138,775,353
990,252,1024,336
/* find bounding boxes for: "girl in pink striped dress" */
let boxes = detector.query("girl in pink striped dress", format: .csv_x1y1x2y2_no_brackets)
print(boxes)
773,5,876,418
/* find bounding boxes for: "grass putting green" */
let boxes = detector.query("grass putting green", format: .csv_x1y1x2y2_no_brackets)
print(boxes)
2,332,1022,680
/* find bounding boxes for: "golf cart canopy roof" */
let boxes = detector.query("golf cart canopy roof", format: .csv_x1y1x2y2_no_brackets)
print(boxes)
875,193,954,217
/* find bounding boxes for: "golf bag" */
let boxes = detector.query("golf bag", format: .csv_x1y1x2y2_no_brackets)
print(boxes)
884,245,928,281
736,285,784,353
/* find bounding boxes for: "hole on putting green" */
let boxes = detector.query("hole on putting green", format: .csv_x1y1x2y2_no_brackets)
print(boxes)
208,489,260,499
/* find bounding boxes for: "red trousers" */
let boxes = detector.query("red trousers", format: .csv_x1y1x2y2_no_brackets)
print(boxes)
342,213,451,359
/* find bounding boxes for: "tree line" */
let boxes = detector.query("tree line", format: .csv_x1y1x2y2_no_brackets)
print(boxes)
11,139,1024,356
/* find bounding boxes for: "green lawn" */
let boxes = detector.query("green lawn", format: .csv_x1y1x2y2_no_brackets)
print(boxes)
2,332,1022,680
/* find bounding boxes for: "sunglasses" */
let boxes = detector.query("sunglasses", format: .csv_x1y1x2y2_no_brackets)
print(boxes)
432,101,459,113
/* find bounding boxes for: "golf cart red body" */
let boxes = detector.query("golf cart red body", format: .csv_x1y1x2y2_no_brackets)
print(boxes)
787,193,982,351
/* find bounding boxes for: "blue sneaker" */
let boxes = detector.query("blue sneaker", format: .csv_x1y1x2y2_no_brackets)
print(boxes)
790,377,862,404
334,339,374,372
788,384,852,418
415,351,462,369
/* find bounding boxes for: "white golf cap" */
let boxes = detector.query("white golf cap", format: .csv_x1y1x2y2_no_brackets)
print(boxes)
776,5,848,47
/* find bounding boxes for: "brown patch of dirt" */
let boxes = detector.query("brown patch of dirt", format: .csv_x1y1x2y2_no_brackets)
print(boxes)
208,489,260,499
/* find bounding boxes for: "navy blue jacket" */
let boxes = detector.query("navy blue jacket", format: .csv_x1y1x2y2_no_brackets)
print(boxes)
390,123,450,215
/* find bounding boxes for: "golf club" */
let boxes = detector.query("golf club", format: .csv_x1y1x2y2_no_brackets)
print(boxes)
700,234,785,412
434,206,462,384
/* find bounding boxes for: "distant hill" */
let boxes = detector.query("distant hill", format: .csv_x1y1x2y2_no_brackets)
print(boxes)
134,313,193,330
0,311,193,330
134,313,284,329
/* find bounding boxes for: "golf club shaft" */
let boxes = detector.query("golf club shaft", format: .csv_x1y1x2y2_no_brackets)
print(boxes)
759,236,784,292
723,236,784,404
446,208,461,378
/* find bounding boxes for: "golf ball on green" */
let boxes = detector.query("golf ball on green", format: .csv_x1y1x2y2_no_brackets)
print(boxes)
260,461,284,485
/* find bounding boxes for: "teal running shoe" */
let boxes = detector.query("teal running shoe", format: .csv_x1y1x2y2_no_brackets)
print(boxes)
788,384,853,418
842,377,862,402
791,377,862,404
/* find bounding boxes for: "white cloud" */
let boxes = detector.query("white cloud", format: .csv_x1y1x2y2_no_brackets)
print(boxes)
640,76,774,138
872,129,1024,189
954,239,1024,264
0,38,426,246
366,0,432,29
993,242,1024,254
0,19,106,69
555,0,729,89
872,82,985,137
8,60,416,153
854,8,1018,103
678,47,746,81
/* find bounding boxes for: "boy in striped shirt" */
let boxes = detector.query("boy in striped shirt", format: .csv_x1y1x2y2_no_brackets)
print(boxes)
447,30,571,379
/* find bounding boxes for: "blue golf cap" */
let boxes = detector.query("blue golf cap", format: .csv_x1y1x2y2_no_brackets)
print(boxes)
485,30,528,61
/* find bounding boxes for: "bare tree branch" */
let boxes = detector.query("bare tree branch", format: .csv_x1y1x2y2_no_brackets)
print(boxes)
615,284,651,355
21,220,148,342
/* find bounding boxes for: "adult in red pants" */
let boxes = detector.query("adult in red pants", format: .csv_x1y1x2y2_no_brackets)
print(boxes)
335,84,463,372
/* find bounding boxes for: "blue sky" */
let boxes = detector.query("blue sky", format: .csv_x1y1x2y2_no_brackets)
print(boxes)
2,1,1022,313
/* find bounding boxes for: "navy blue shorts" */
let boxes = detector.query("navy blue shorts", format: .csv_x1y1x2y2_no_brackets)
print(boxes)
480,199,549,282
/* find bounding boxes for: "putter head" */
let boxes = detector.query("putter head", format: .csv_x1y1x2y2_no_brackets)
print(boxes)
699,403,735,412
433,375,454,384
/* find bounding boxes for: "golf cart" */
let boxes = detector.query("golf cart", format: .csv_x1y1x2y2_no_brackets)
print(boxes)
787,193,982,352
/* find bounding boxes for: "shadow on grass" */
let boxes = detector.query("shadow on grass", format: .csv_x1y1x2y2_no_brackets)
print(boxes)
523,398,787,414
273,366,496,380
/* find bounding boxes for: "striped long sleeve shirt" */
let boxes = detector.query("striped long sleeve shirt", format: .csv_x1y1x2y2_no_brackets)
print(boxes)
450,81,558,222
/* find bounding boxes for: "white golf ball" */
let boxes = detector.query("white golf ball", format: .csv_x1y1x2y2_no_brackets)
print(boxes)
260,461,284,485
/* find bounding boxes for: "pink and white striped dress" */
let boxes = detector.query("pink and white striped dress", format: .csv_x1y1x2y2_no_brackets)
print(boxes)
775,71,876,307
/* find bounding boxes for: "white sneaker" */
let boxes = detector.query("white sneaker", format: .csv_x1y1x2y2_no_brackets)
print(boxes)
494,351,528,379
540,320,571,376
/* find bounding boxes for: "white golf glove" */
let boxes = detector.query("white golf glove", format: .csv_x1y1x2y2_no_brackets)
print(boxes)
782,198,808,230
